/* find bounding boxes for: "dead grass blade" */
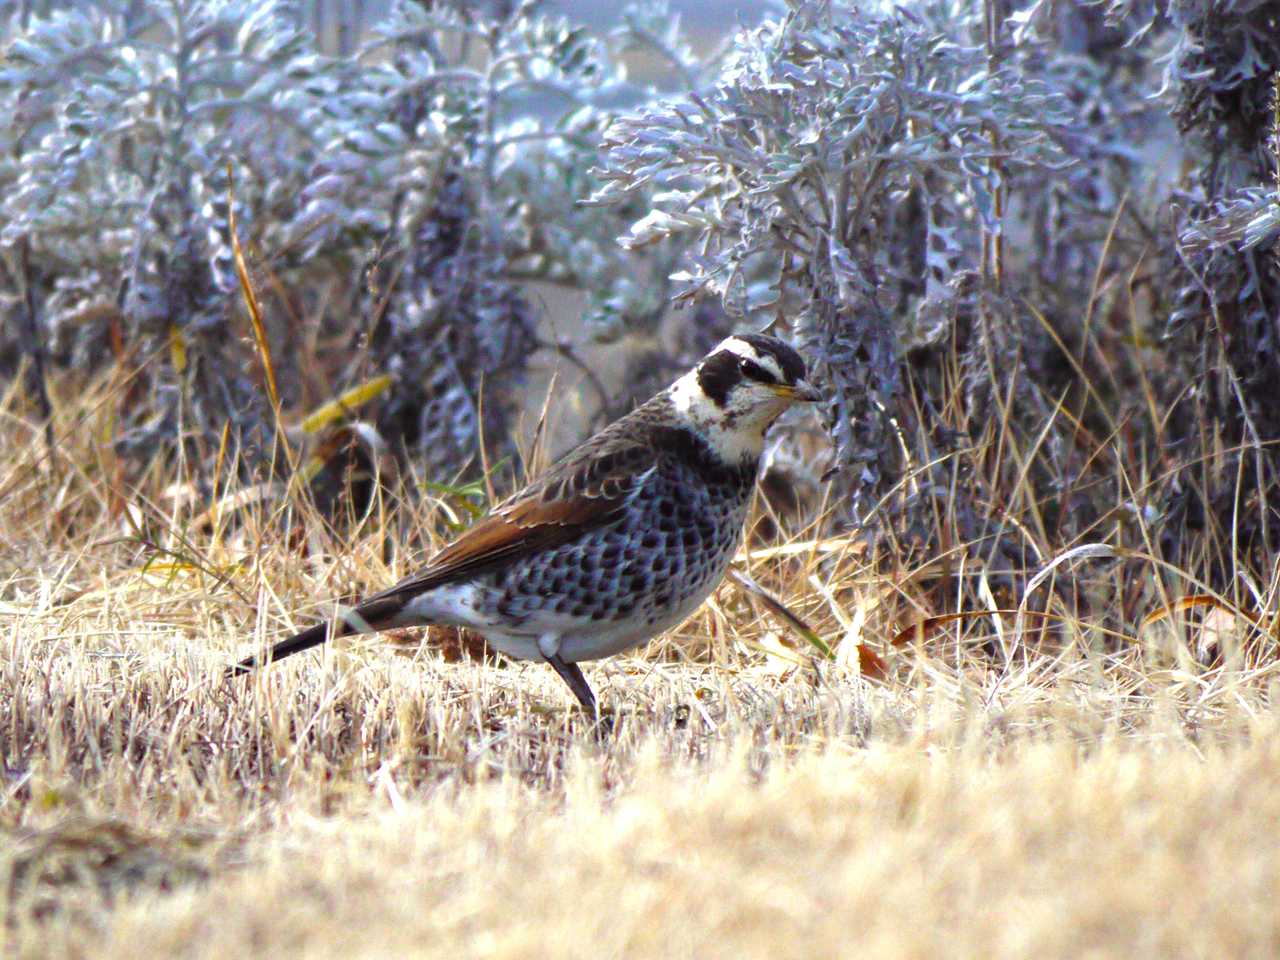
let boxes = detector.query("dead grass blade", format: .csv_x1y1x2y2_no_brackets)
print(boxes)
726,566,833,659
299,376,395,435
226,160,280,415
892,609,1059,647
1141,594,1261,629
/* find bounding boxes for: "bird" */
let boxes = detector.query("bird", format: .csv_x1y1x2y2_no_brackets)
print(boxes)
227,333,822,712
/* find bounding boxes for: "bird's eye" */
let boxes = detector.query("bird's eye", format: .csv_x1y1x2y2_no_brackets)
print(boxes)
739,358,775,383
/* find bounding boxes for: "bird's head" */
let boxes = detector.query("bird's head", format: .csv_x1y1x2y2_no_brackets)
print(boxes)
669,333,822,463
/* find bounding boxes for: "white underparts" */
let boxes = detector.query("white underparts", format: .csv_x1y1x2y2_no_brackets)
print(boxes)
395,582,489,628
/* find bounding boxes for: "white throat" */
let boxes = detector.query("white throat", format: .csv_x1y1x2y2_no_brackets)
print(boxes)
669,369,769,464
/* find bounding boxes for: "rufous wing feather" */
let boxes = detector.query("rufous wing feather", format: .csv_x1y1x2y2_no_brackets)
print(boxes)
367,435,655,603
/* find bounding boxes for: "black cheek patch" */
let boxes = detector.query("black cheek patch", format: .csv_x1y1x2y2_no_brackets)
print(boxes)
696,351,740,408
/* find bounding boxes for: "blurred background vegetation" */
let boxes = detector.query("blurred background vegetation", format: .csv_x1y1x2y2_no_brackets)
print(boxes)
2,0,1279,660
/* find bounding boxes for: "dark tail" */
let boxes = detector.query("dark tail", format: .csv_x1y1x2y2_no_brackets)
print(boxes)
226,622,335,678
226,597,404,679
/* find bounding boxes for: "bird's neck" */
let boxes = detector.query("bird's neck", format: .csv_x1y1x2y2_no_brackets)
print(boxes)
667,373,769,466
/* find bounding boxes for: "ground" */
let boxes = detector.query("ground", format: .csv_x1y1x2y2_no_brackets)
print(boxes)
2,436,1277,956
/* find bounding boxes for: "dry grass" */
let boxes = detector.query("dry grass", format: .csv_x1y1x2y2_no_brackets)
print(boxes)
2,362,1280,958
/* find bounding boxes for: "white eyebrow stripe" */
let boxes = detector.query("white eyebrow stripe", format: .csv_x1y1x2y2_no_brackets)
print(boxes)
755,354,785,380
722,337,787,381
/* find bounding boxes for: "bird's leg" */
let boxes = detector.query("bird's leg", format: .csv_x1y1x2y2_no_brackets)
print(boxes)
538,634,597,713
544,653,597,713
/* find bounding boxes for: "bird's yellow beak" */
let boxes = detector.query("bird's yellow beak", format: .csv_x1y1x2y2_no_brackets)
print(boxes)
771,380,823,403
